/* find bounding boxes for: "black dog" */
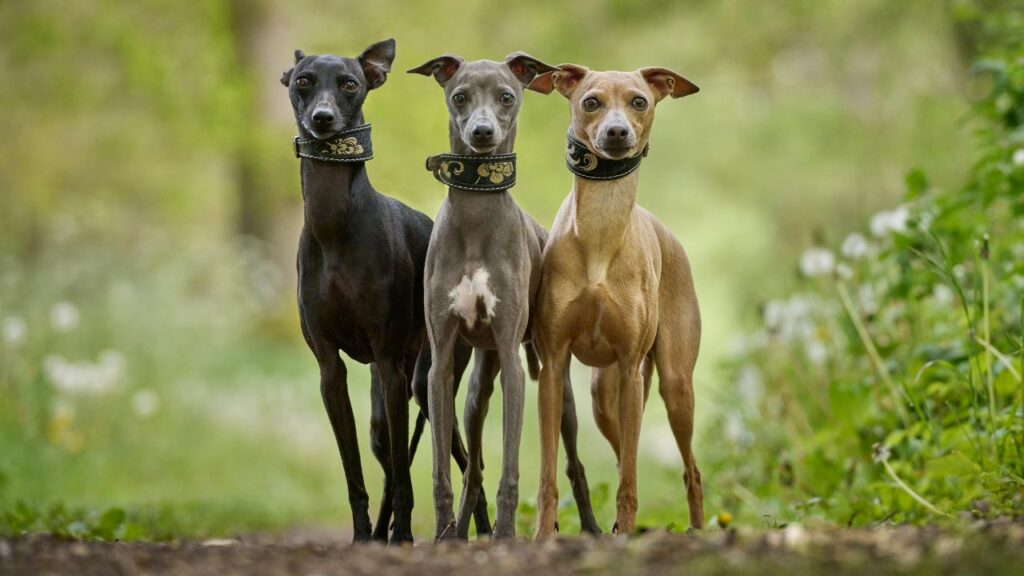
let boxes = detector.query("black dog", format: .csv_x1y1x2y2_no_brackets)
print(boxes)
281,39,489,544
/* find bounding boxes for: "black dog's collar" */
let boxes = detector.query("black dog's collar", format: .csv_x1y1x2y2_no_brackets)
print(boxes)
565,131,647,180
294,124,374,162
425,153,516,192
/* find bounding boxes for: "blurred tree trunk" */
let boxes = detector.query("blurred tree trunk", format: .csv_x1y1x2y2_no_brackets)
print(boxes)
229,0,273,240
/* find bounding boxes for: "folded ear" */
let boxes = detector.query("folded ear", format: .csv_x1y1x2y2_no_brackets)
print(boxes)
406,54,463,86
529,64,589,98
281,49,306,87
359,38,396,90
639,67,699,101
503,52,559,92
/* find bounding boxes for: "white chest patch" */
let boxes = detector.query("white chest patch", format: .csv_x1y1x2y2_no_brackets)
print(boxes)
448,267,499,328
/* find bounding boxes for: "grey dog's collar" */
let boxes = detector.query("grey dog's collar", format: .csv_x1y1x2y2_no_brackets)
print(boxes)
425,153,517,192
294,124,374,162
565,131,647,180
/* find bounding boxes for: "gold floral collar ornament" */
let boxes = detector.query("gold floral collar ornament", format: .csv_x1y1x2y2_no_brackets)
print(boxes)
566,130,647,180
294,124,374,162
425,153,517,192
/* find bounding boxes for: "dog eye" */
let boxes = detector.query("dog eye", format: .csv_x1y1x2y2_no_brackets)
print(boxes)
582,97,600,112
631,96,649,111
452,93,468,106
500,92,515,106
342,80,359,92
295,77,311,89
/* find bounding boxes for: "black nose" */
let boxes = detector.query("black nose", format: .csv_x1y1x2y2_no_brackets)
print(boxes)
472,125,494,140
605,125,629,141
312,108,335,125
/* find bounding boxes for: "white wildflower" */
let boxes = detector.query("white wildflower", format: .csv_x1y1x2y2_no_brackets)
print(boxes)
805,340,827,365
50,301,80,333
840,233,869,259
736,365,764,401
1013,148,1024,166
858,284,879,316
872,442,891,463
2,316,27,346
44,350,125,395
836,263,854,281
799,248,835,277
932,284,955,306
870,206,909,237
131,389,161,418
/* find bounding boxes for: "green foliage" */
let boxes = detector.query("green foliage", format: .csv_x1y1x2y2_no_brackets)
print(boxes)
713,24,1024,527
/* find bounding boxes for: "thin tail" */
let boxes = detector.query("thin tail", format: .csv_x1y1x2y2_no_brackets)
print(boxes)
409,409,428,462
525,340,540,381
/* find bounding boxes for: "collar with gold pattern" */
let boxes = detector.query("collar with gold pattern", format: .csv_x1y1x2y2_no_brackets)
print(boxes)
566,131,647,180
425,153,516,192
294,124,374,163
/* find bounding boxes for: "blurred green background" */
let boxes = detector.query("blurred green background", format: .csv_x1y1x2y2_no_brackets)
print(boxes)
0,0,1000,538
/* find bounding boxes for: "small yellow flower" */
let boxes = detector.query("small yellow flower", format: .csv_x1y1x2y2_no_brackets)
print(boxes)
718,511,733,528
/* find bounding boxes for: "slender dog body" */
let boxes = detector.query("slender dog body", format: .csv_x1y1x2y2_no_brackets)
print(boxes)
282,40,489,544
410,54,601,540
529,66,705,538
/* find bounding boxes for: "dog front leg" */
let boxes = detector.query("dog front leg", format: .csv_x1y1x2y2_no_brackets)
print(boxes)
613,362,645,535
456,349,498,539
534,346,568,539
319,352,373,541
427,316,460,541
494,339,526,539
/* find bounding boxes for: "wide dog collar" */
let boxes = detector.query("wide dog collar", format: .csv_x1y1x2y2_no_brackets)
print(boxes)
294,124,374,162
425,153,516,192
566,131,647,180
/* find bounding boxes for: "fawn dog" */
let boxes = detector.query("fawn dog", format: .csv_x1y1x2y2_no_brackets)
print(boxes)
528,64,704,538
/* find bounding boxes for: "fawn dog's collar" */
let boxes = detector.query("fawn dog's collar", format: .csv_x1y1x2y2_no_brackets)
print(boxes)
294,124,374,162
425,153,517,192
566,131,647,180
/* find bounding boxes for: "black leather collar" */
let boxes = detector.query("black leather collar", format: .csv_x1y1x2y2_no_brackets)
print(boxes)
425,153,516,192
294,124,373,162
565,131,647,180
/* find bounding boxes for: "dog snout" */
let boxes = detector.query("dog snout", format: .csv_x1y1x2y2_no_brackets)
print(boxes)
603,123,631,145
470,122,495,146
312,107,336,126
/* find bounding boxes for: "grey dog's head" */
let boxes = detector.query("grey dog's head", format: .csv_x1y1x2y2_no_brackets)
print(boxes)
408,53,557,154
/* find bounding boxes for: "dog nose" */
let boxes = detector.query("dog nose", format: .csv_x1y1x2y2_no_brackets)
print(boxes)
312,108,335,125
605,125,630,141
472,125,495,140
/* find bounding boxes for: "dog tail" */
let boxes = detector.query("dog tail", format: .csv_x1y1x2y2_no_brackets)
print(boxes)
409,409,428,462
524,341,541,381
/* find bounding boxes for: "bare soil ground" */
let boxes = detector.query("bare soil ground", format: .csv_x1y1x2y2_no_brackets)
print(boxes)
2,522,1023,576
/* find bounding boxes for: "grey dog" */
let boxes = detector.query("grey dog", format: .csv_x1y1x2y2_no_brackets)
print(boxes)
409,53,602,540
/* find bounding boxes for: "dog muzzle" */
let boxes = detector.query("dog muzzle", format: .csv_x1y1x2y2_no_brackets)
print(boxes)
425,153,517,192
294,124,374,162
565,131,648,180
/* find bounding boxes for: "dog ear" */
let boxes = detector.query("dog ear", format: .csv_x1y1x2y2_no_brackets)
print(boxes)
406,54,463,86
529,64,589,98
639,67,699,101
359,38,396,90
281,49,306,87
504,52,559,92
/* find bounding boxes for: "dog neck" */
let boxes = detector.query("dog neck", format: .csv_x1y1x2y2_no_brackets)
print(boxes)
444,122,517,203
569,170,640,261
297,115,375,240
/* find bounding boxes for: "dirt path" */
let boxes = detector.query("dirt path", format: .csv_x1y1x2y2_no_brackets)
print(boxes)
3,523,1022,576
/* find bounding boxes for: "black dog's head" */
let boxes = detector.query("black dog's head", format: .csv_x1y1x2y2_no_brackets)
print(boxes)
281,39,396,140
